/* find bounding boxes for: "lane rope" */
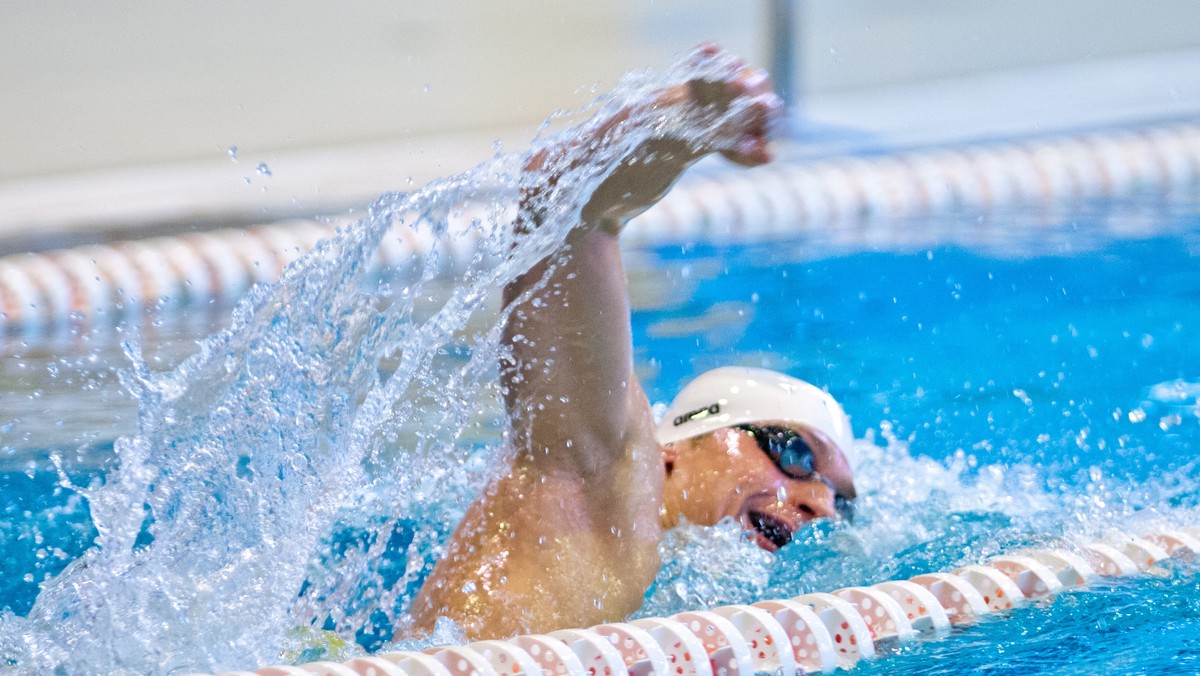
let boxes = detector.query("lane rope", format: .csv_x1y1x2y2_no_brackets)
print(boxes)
206,527,1200,676
3,120,1200,343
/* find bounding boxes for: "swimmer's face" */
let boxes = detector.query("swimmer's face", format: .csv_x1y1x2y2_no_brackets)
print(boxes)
660,422,856,552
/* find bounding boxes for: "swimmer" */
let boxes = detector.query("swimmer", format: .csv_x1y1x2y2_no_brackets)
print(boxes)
407,46,856,640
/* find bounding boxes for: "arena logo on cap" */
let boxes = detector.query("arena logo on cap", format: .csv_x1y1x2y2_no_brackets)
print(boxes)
673,403,720,427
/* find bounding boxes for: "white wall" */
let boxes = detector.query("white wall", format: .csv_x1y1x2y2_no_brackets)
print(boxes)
800,1,1200,93
6,1,1200,182
3,1,1200,241
0,2,764,181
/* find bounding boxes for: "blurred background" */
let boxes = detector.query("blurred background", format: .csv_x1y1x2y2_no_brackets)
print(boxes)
3,0,1200,248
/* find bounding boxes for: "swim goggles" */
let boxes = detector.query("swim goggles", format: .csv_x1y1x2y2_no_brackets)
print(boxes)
732,423,855,520
732,424,817,477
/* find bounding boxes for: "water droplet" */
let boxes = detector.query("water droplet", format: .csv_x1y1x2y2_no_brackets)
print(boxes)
256,162,272,178
423,83,431,93
1159,414,1182,431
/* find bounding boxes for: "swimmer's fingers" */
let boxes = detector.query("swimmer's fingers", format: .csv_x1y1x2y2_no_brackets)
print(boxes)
689,63,773,111
698,62,780,167
653,53,781,167
715,92,781,167
654,65,767,112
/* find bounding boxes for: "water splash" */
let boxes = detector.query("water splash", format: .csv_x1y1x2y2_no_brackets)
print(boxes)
0,47,768,674
636,518,775,618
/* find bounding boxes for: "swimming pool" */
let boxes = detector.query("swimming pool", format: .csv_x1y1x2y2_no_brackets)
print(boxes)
3,186,1199,673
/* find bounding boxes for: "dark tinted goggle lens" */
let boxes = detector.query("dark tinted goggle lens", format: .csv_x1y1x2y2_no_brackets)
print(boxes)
734,424,816,479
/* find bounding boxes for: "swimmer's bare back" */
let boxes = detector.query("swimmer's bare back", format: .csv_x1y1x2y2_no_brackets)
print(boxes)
406,45,782,640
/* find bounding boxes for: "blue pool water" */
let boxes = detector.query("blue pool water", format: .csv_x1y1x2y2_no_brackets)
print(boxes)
3,197,1200,673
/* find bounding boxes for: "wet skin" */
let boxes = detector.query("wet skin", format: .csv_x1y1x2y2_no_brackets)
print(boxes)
407,47,846,640
661,422,856,552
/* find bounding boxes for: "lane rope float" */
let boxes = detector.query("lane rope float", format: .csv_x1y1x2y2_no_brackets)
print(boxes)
4,120,1200,343
202,527,1200,676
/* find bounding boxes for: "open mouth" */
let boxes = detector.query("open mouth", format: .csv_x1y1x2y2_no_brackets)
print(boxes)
748,510,794,551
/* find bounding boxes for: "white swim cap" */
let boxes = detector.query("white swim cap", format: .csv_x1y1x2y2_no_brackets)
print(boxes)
656,366,854,454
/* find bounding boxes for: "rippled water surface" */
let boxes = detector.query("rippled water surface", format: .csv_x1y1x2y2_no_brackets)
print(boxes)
4,187,1200,670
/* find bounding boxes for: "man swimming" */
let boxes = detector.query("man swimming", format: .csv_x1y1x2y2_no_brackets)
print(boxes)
408,46,856,640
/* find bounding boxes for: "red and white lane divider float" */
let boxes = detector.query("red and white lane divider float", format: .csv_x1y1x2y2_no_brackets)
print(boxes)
6,120,1200,343
206,528,1199,676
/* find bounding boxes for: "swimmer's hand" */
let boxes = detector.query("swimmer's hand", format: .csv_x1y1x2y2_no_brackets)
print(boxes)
521,44,782,231
659,42,781,168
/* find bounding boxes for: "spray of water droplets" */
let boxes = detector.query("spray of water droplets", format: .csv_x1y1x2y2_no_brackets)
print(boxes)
0,46,777,674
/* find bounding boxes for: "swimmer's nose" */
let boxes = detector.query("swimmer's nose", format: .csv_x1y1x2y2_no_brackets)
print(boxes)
792,478,839,520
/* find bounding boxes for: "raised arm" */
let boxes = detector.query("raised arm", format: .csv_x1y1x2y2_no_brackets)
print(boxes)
408,47,780,639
